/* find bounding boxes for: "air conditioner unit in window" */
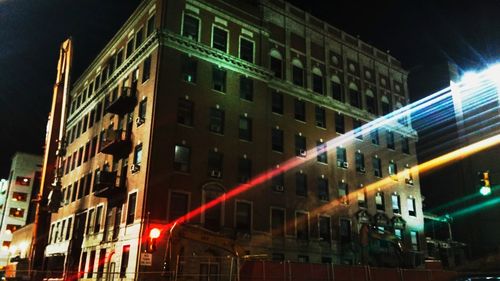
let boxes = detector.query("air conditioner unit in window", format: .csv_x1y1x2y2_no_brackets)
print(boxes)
135,117,145,126
299,149,307,157
359,167,366,173
210,170,222,178
131,164,140,173
274,185,284,192
405,178,414,185
342,162,349,169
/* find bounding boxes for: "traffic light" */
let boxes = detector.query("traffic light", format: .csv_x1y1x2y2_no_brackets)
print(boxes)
146,227,161,253
478,171,491,196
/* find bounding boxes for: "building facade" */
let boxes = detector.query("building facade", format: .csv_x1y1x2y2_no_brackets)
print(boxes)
0,152,42,267
44,0,424,279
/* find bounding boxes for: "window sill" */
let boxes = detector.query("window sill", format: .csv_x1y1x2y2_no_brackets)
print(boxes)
211,89,226,95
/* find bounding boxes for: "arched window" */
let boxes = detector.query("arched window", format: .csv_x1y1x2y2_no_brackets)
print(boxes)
381,95,391,115
292,59,304,87
365,89,377,114
312,67,323,95
331,75,343,101
270,50,283,79
349,83,361,109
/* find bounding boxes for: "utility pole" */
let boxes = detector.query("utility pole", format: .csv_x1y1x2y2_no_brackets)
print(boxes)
28,38,72,281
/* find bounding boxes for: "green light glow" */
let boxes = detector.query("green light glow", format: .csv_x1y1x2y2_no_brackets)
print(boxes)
429,192,480,213
479,186,492,196
443,197,500,219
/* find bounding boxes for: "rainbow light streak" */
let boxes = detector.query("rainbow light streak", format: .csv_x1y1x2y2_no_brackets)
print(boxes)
159,64,500,233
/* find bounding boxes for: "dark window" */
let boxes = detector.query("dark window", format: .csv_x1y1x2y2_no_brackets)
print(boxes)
312,74,323,94
135,27,144,48
339,182,348,204
80,252,87,279
373,157,382,177
318,178,329,201
97,249,106,278
169,192,189,221
87,250,96,278
126,39,134,59
272,253,285,261
12,192,27,202
208,151,223,178
366,95,377,114
315,106,326,128
371,129,379,145
138,98,147,125
142,56,152,83
235,201,251,232
83,142,90,163
90,136,97,158
408,197,416,216
66,217,72,240
212,66,226,92
94,102,103,123
358,189,367,208
94,206,103,233
203,191,222,231
270,56,282,78
212,26,228,52
77,177,84,199
239,76,253,101
295,134,306,157
84,173,92,196
82,115,88,134
292,65,304,86
177,99,194,126
182,14,199,40
392,194,401,214
6,224,21,233
133,144,142,167
296,212,309,240
239,116,252,141
375,192,385,211
271,91,283,114
271,209,285,236
316,141,327,164
319,217,331,241
238,158,252,183
9,208,24,218
126,192,137,225
272,172,284,192
271,128,283,152
174,145,191,172
335,114,345,134
200,264,219,281
89,110,95,128
339,219,351,244
294,99,306,121
182,56,197,83
120,245,130,278
209,107,225,134
336,147,347,167
402,137,410,154
332,81,343,101
298,255,309,263
78,146,84,167
382,100,391,116
71,180,78,202
355,151,365,173
240,38,254,63
387,131,395,149
295,172,307,196
322,257,332,264
147,15,155,36
353,119,363,140
349,88,361,108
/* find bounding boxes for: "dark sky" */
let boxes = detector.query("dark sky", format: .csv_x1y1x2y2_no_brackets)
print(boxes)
1,0,499,177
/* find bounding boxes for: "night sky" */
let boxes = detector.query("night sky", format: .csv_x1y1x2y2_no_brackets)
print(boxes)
1,0,499,177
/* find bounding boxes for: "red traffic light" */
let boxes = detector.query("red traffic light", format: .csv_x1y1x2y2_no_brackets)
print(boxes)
149,228,161,239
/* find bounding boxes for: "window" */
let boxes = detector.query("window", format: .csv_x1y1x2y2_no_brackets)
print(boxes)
133,144,142,168
358,189,367,208
296,212,309,240
209,107,225,134
315,106,326,128
375,192,385,211
271,91,283,114
338,182,348,204
135,27,144,48
239,116,252,141
126,192,137,225
349,83,361,108
339,219,351,244
12,192,28,202
389,161,398,178
366,90,377,114
298,255,309,263
177,99,194,126
126,38,134,59
319,216,331,241
77,146,84,167
239,76,253,101
318,178,329,201
402,137,410,154
212,66,226,92
373,157,382,177
408,197,416,216
238,157,252,183
335,113,345,134
147,15,155,37
90,136,97,158
84,173,92,196
271,209,285,236
9,208,24,217
169,192,189,221
80,252,88,279
203,190,223,231
316,141,327,164
16,176,31,186
240,37,254,63
294,99,306,121
97,249,106,278
94,206,103,233
292,61,304,87
336,147,347,168
355,151,365,173
182,56,197,83
84,141,90,163
394,229,403,240
405,166,414,185
182,14,199,41
410,231,419,250
142,55,151,83
312,71,323,94
82,115,88,134
87,250,96,278
331,77,343,101
120,245,130,278
174,145,191,172
212,26,228,52
200,263,219,281
270,51,283,78
295,172,307,196
392,194,401,214
138,98,147,125
353,119,363,140
6,224,21,233
295,135,306,157
208,150,223,178
271,128,283,152
235,201,251,232
371,129,379,145
272,172,284,192
387,131,395,149
381,96,391,115
94,101,103,123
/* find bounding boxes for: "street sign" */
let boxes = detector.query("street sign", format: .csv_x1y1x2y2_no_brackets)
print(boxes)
140,252,153,266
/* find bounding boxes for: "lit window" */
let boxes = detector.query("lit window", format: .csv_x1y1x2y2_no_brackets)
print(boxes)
392,194,401,214
375,192,385,211
12,192,28,202
9,208,24,218
410,231,419,250
407,197,416,217
174,145,191,172
15,176,31,186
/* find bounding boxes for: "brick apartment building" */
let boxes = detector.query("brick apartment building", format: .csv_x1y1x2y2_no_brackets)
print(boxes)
43,0,424,279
